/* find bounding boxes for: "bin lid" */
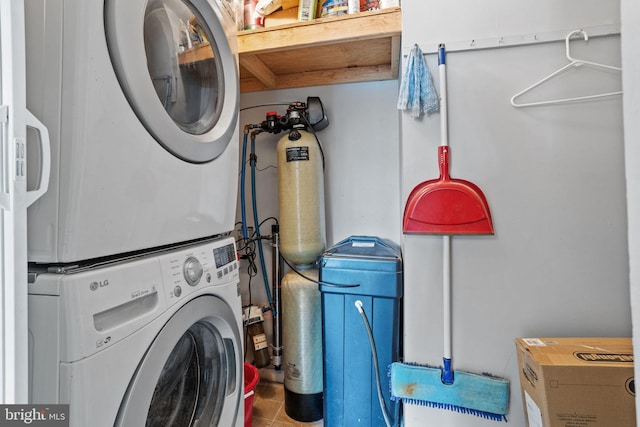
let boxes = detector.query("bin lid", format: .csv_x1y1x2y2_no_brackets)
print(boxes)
321,236,401,261
319,236,402,297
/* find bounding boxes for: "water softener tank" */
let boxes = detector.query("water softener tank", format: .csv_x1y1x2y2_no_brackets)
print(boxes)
278,123,326,422
281,268,323,422
319,236,403,426
277,129,326,266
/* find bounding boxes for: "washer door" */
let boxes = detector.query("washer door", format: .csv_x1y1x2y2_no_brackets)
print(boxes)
105,0,239,163
115,295,242,426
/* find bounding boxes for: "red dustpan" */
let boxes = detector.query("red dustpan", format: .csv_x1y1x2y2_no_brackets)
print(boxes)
403,145,493,234
403,44,493,236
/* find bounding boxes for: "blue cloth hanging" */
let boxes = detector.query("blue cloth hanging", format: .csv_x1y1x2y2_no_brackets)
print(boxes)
397,44,439,118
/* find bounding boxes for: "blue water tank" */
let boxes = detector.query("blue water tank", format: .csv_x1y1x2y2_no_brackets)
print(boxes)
319,236,403,427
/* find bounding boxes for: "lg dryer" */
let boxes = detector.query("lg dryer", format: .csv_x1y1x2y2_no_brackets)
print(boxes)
25,0,240,263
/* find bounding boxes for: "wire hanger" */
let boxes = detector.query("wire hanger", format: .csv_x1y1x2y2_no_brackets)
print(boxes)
510,29,622,108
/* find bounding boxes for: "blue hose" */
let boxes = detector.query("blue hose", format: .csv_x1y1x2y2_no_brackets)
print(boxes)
250,132,273,307
240,132,249,239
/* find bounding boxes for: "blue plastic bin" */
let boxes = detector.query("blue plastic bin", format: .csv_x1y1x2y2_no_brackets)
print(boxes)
319,236,403,427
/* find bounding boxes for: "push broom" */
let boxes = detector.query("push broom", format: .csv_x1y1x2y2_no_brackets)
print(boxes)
392,44,509,421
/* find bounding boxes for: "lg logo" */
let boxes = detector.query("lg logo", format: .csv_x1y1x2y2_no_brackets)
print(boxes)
89,279,110,291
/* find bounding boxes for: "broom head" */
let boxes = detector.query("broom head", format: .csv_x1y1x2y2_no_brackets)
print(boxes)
390,361,509,421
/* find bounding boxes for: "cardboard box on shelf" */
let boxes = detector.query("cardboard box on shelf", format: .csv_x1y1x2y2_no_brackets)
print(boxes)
282,0,299,8
264,7,300,27
515,337,635,427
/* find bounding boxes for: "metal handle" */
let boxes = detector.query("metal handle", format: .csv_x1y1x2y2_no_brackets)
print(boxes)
440,46,454,385
442,235,454,384
438,44,448,148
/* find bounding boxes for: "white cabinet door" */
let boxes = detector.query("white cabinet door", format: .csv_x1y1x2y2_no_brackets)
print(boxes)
0,0,49,403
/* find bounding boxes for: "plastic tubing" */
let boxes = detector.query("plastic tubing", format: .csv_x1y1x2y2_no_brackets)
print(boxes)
240,131,249,239
354,300,394,427
251,132,273,306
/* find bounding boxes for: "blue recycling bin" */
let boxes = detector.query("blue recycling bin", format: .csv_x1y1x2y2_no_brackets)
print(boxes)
319,236,403,427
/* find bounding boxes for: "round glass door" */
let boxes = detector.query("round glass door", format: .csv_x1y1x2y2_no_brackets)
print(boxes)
146,321,228,426
116,296,241,426
105,0,239,163
144,0,221,135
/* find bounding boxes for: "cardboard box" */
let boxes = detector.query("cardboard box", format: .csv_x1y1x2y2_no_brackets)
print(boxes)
282,0,299,9
515,337,635,427
264,7,300,27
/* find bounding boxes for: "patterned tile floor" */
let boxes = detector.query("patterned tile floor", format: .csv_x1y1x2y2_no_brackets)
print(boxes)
249,381,324,427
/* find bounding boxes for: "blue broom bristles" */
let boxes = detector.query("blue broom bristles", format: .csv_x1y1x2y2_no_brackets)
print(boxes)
392,396,508,422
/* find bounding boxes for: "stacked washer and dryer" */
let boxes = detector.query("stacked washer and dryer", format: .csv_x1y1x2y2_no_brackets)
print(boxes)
25,0,243,425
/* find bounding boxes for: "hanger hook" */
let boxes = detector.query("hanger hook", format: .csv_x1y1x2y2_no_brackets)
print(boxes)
565,29,588,62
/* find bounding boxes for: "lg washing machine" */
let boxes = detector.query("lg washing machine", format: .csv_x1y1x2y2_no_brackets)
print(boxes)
28,236,243,426
25,0,240,263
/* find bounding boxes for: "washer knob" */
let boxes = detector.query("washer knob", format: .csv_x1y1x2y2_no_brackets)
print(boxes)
183,256,203,286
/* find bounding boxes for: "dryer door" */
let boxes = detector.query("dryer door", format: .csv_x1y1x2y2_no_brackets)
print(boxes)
104,0,239,163
115,295,242,426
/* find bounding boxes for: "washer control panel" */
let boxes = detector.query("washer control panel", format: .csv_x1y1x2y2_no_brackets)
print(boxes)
29,236,239,362
183,256,204,286
160,237,239,307
213,243,238,280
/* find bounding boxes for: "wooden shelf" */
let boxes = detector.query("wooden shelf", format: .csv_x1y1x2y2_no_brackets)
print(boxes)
236,7,401,93
178,42,214,65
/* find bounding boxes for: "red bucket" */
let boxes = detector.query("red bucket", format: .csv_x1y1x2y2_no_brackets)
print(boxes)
244,362,260,427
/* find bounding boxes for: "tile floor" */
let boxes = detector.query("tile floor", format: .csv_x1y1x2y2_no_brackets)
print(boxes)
250,381,324,427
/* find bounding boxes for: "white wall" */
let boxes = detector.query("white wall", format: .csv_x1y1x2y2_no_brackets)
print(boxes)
404,0,620,53
401,1,630,426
